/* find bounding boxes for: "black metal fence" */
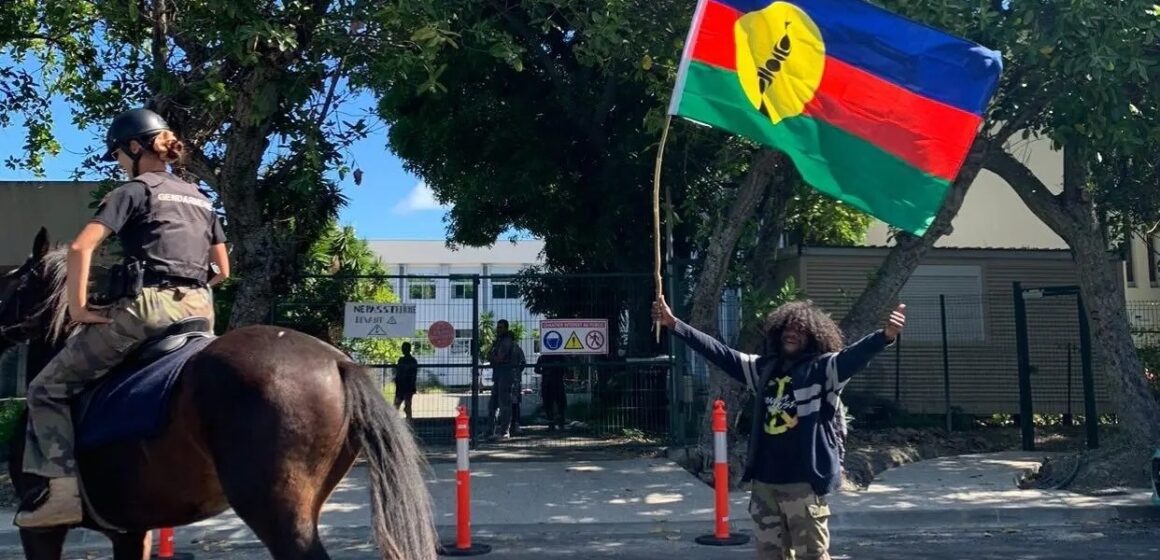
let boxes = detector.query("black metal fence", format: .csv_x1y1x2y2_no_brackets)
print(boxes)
695,286,1135,436
270,272,679,450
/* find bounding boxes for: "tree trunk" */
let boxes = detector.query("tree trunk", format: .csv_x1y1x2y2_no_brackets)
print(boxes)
838,136,990,340
685,150,782,484
985,146,1160,447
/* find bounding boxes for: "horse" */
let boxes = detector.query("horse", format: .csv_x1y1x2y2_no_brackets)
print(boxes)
0,227,438,560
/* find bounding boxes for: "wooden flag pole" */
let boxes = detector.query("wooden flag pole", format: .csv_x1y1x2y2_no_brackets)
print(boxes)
652,115,674,343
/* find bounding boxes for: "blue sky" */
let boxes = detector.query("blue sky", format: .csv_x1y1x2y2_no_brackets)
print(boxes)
0,88,462,241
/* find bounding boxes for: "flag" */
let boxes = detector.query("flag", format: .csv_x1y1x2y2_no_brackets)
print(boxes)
669,0,1003,236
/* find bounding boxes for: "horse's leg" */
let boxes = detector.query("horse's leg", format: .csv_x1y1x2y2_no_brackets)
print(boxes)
19,528,68,560
107,530,151,560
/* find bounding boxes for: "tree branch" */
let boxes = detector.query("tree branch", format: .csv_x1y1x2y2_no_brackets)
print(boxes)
184,148,220,191
983,147,1069,232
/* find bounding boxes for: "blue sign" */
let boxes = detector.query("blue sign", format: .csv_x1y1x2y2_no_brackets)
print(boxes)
543,330,563,351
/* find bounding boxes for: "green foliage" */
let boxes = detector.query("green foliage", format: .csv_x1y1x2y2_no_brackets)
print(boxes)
0,0,419,324
0,398,23,447
272,222,403,364
873,0,1160,231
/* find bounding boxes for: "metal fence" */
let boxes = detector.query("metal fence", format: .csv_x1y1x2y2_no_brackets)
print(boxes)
697,287,1127,433
270,272,678,450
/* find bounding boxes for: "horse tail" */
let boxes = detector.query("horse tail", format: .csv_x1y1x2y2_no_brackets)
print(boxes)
339,361,438,560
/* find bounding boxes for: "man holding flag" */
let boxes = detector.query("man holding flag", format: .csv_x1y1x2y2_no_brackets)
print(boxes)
653,0,1003,558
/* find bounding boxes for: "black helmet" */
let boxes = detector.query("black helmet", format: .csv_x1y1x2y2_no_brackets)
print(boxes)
104,108,170,161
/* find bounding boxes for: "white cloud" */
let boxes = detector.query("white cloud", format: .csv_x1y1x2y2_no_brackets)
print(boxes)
392,181,450,214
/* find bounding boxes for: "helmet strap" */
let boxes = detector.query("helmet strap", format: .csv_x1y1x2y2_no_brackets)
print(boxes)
124,141,144,178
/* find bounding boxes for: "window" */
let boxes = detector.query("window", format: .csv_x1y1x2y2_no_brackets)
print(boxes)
451,339,471,355
452,281,475,299
1125,242,1136,286
491,281,518,300
409,279,436,300
1148,236,1157,286
455,329,473,338
897,265,985,344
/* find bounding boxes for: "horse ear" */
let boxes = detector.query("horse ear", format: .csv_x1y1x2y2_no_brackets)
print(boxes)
32,227,50,260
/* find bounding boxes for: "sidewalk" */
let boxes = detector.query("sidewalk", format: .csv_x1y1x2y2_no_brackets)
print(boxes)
0,451,1154,550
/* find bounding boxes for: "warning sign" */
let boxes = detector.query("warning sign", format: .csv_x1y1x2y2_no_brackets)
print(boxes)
539,319,608,355
343,302,416,338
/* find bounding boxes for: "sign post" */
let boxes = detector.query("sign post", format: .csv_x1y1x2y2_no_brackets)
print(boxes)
539,319,609,355
343,303,417,339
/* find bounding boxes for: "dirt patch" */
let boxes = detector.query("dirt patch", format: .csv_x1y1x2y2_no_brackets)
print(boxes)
839,426,1084,490
1018,434,1154,494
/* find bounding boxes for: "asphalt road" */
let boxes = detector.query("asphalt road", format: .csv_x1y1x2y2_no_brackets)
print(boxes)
9,519,1156,560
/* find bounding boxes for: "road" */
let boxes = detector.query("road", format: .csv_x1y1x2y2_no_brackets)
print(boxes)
13,519,1157,559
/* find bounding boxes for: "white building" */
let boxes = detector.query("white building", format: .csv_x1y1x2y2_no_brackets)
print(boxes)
367,239,547,386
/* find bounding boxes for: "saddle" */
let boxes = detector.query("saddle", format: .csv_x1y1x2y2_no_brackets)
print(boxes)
73,316,216,450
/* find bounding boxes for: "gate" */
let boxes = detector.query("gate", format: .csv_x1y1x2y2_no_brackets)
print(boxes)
271,272,676,451
1012,283,1103,450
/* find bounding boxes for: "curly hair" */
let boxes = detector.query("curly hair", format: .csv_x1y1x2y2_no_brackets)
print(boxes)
764,300,844,356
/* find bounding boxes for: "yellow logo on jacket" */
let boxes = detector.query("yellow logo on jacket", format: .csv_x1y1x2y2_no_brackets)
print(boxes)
764,375,799,435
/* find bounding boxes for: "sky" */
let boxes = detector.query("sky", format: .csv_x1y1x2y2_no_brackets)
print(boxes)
0,83,476,242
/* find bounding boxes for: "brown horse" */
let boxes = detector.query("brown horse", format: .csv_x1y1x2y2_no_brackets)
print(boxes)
0,228,437,560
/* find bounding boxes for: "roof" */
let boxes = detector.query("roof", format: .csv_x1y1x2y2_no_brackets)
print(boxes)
790,244,1079,261
367,239,545,266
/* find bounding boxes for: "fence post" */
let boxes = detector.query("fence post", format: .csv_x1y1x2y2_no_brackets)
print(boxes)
1012,282,1035,451
695,400,749,547
1076,295,1099,449
470,275,481,450
939,295,951,432
439,406,491,556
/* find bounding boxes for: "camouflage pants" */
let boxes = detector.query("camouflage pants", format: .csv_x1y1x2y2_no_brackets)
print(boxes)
23,286,214,478
749,482,832,560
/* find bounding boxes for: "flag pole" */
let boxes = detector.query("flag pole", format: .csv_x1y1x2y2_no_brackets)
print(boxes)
653,114,673,343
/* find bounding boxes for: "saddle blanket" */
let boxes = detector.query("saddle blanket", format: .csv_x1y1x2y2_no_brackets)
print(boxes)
76,335,215,450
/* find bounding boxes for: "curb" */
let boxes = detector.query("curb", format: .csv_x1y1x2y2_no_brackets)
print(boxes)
0,504,1152,552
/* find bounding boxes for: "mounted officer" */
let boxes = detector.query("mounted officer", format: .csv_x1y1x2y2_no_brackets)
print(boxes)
16,108,230,528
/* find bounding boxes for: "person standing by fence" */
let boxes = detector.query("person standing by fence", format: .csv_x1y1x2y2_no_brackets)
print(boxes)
486,319,518,440
394,342,418,420
535,353,569,431
653,297,906,560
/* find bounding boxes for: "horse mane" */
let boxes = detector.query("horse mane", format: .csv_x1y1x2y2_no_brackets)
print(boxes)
39,245,73,344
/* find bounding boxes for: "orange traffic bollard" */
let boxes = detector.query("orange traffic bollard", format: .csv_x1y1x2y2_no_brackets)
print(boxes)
438,406,491,556
695,400,749,546
152,527,194,559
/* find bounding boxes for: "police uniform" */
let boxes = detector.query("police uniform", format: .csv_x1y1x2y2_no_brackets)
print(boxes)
23,171,223,480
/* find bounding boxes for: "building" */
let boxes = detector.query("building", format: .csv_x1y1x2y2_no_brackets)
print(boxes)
0,181,104,272
366,239,547,386
770,244,1112,416
863,136,1160,304
863,135,1160,345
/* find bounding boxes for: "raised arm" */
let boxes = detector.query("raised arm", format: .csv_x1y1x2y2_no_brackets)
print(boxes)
823,304,907,391
653,296,760,390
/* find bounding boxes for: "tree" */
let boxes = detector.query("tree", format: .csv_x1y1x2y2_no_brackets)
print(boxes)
837,0,1160,445
221,221,404,364
0,0,414,327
